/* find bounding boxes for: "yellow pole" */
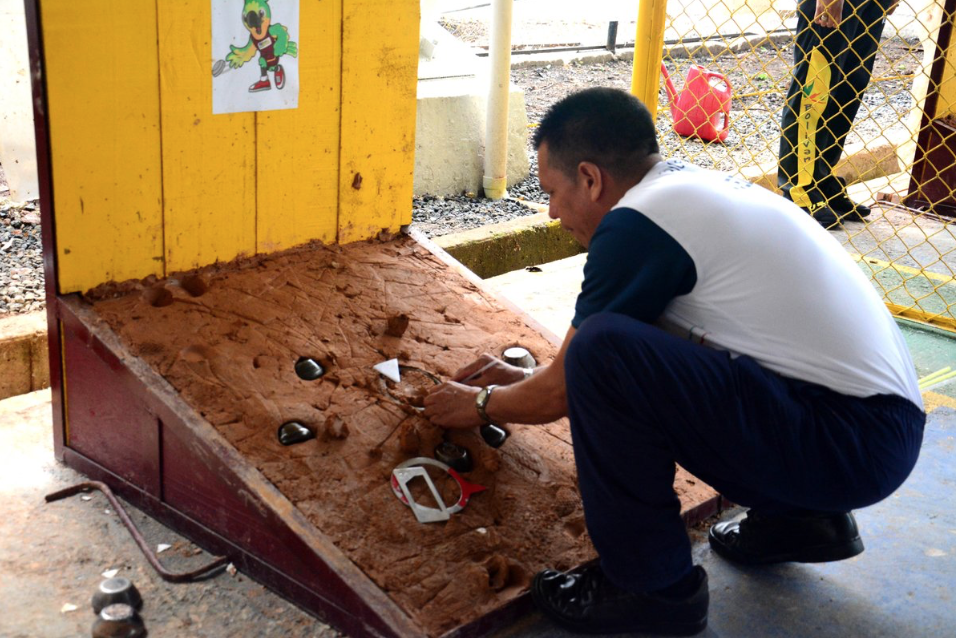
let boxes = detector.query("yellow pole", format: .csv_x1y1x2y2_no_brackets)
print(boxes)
631,0,668,120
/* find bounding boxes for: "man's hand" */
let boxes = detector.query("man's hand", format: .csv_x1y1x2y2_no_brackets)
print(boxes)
427,326,576,429
423,381,484,429
814,0,845,27
451,354,528,387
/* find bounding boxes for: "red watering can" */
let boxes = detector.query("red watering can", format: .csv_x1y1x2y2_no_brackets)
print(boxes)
660,63,732,143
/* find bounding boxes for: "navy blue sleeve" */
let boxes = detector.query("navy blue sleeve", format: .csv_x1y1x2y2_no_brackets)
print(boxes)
571,208,697,328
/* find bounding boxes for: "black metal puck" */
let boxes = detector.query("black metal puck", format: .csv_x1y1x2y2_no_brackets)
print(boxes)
434,441,473,473
479,423,509,448
295,357,325,381
277,421,315,446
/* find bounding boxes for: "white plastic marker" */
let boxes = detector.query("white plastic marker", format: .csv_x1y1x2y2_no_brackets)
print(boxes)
462,360,499,383
374,359,401,383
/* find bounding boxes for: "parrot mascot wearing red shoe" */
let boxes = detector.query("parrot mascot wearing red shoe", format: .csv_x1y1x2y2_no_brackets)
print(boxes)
225,0,298,93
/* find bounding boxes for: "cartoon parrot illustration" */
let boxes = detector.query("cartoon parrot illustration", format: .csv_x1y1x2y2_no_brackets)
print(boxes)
225,0,298,93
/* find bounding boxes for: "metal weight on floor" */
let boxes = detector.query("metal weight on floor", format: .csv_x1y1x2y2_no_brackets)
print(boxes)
92,577,142,615
91,603,147,638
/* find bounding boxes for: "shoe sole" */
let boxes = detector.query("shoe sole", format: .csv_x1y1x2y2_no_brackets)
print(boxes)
530,576,708,636
831,203,871,220
709,534,864,566
833,211,870,223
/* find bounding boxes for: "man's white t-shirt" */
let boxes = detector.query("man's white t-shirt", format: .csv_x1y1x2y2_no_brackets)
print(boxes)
572,159,922,408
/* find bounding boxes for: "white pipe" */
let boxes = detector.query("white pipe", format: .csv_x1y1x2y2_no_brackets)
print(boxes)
483,0,513,201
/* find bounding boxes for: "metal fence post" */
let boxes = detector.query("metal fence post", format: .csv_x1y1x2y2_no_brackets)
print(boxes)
631,0,668,119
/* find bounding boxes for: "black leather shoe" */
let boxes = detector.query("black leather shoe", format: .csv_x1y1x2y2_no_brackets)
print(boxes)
802,201,840,229
829,177,871,221
531,564,708,635
709,510,864,565
829,194,871,221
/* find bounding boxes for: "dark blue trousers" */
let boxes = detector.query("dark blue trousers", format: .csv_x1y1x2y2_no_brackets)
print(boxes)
564,313,925,593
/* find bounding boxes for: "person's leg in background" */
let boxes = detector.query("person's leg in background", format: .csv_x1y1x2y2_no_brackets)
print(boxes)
780,0,836,222
779,0,883,226
817,0,888,216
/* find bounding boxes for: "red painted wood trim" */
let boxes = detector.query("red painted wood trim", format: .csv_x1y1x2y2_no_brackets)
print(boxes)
905,0,956,212
23,0,66,459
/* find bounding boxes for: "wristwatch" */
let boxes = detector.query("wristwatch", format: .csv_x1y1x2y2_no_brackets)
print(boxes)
475,384,499,423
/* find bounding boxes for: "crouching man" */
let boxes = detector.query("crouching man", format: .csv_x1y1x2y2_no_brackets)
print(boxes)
424,87,924,635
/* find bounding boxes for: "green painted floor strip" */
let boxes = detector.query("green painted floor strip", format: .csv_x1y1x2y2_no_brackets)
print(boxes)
897,319,956,399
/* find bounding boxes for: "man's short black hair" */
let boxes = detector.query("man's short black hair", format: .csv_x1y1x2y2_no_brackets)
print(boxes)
532,87,660,180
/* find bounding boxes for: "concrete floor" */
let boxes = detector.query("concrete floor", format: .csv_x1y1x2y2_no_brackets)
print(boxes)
505,395,956,637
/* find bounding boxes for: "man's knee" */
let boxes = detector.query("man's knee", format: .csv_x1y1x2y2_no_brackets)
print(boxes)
568,312,654,372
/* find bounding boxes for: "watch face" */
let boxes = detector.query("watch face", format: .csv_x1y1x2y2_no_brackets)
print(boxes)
477,386,490,407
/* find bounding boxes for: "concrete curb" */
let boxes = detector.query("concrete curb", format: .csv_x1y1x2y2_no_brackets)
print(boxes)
433,210,584,279
0,311,49,401
509,31,795,69
743,134,905,194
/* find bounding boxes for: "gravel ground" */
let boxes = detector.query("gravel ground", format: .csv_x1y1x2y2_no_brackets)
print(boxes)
0,166,44,318
412,32,921,238
411,153,548,237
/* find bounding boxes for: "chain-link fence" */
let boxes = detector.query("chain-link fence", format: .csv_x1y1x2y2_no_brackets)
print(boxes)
657,0,956,330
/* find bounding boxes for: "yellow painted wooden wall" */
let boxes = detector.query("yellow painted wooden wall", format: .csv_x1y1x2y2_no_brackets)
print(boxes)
41,0,419,293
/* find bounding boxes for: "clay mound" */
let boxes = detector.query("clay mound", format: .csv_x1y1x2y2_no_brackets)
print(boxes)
90,237,715,636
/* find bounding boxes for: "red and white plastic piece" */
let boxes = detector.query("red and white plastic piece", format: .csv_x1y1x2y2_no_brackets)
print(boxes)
390,457,487,523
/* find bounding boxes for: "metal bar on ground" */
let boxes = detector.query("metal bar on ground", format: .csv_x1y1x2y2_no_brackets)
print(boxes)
45,481,229,583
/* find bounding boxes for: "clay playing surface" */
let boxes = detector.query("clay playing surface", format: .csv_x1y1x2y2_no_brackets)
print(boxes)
89,237,716,636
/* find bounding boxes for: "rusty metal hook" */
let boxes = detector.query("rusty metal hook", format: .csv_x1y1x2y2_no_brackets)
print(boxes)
45,481,229,583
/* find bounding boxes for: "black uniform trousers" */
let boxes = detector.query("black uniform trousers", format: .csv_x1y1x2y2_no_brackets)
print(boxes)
779,0,889,207
564,312,924,594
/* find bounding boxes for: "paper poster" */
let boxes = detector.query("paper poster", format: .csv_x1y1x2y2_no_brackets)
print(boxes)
212,0,300,114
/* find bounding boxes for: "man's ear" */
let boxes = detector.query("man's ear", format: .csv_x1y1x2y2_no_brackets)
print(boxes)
577,161,604,202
